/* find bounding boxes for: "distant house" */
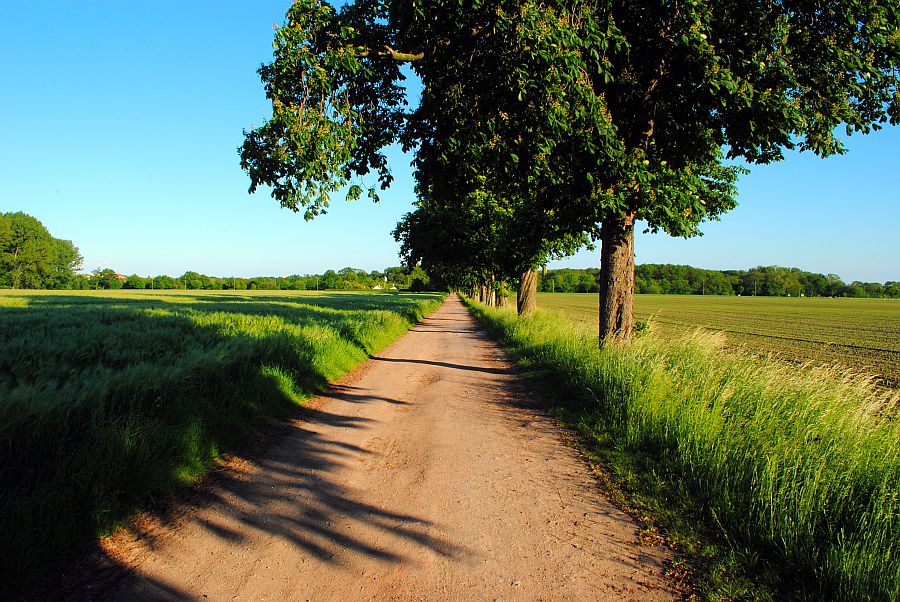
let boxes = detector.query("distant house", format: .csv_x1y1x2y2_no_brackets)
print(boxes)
372,284,383,290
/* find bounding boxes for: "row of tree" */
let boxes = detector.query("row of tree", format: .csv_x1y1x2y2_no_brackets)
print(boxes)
0,212,83,289
76,265,437,291
241,0,899,344
0,213,443,292
542,265,900,298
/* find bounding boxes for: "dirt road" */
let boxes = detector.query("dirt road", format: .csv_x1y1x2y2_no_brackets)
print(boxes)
62,295,674,601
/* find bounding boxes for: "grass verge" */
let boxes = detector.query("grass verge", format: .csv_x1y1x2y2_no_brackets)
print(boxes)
0,291,444,594
465,299,899,601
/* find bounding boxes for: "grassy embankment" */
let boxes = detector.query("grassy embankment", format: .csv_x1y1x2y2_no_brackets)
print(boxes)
0,290,444,591
539,293,900,387
466,299,899,601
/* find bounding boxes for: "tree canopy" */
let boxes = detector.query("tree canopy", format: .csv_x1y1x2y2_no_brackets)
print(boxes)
0,212,83,289
241,0,900,342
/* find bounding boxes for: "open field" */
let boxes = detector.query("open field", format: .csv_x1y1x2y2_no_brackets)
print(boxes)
539,293,900,386
0,289,443,592
468,300,900,600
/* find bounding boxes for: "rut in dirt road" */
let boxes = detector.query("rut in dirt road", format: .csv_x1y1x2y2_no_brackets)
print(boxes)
58,295,675,601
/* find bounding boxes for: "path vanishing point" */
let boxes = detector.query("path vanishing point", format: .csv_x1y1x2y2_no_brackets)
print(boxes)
52,295,675,601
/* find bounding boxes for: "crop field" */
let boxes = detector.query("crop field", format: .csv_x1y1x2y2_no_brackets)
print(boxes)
539,293,900,386
470,300,900,600
0,289,443,588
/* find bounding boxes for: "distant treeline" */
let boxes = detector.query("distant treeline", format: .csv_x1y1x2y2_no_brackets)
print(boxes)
73,266,437,292
4,211,895,297
542,265,900,298
1,212,442,292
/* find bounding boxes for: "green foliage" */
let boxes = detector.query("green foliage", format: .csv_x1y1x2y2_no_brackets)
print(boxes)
181,270,212,290
0,212,82,290
540,268,602,294
122,274,147,290
5,260,443,293
239,0,407,219
89,268,124,290
541,264,900,298
242,0,899,335
49,239,83,289
0,290,444,593
152,275,178,289
467,300,900,601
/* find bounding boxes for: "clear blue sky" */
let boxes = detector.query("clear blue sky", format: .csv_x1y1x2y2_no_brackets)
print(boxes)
2,2,898,283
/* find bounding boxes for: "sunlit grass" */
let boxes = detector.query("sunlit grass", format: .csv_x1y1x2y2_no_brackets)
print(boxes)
538,292,900,386
467,300,899,601
0,290,444,593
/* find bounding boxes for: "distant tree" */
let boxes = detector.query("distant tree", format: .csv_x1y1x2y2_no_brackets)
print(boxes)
0,212,55,288
70,274,92,290
180,271,211,290
49,239,83,289
406,265,436,291
550,264,889,297
0,213,84,289
152,275,178,290
90,268,123,290
861,282,886,297
123,274,148,289
843,282,867,298
317,270,336,290
274,275,303,290
247,277,278,290
824,274,847,297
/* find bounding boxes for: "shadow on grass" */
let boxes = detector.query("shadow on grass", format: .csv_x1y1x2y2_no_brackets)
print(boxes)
0,292,441,597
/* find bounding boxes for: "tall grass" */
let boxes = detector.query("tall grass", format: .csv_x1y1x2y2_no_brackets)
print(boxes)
467,301,899,601
0,291,443,592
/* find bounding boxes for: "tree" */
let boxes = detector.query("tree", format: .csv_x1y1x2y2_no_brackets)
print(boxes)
321,270,339,290
50,239,83,289
0,212,83,289
181,271,212,290
90,268,123,290
394,187,514,305
530,0,899,339
0,212,55,289
152,275,178,290
123,274,148,290
242,0,900,343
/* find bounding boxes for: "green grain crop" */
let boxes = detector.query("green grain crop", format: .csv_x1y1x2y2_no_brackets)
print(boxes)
539,293,900,386
0,289,443,593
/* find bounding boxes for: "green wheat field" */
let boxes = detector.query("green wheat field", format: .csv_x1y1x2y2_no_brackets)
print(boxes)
0,289,443,589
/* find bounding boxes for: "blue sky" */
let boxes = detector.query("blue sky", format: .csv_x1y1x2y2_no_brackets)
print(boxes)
2,2,897,283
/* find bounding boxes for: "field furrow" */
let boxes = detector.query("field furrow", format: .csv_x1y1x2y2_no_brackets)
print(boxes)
539,293,900,385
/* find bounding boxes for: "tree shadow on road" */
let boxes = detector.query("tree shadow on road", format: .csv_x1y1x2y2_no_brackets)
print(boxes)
27,391,467,601
370,356,514,375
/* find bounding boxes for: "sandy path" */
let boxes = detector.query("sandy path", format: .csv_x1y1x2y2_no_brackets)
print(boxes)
59,295,674,601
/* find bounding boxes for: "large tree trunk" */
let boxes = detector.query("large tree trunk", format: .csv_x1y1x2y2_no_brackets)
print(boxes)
599,213,636,344
517,268,538,316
